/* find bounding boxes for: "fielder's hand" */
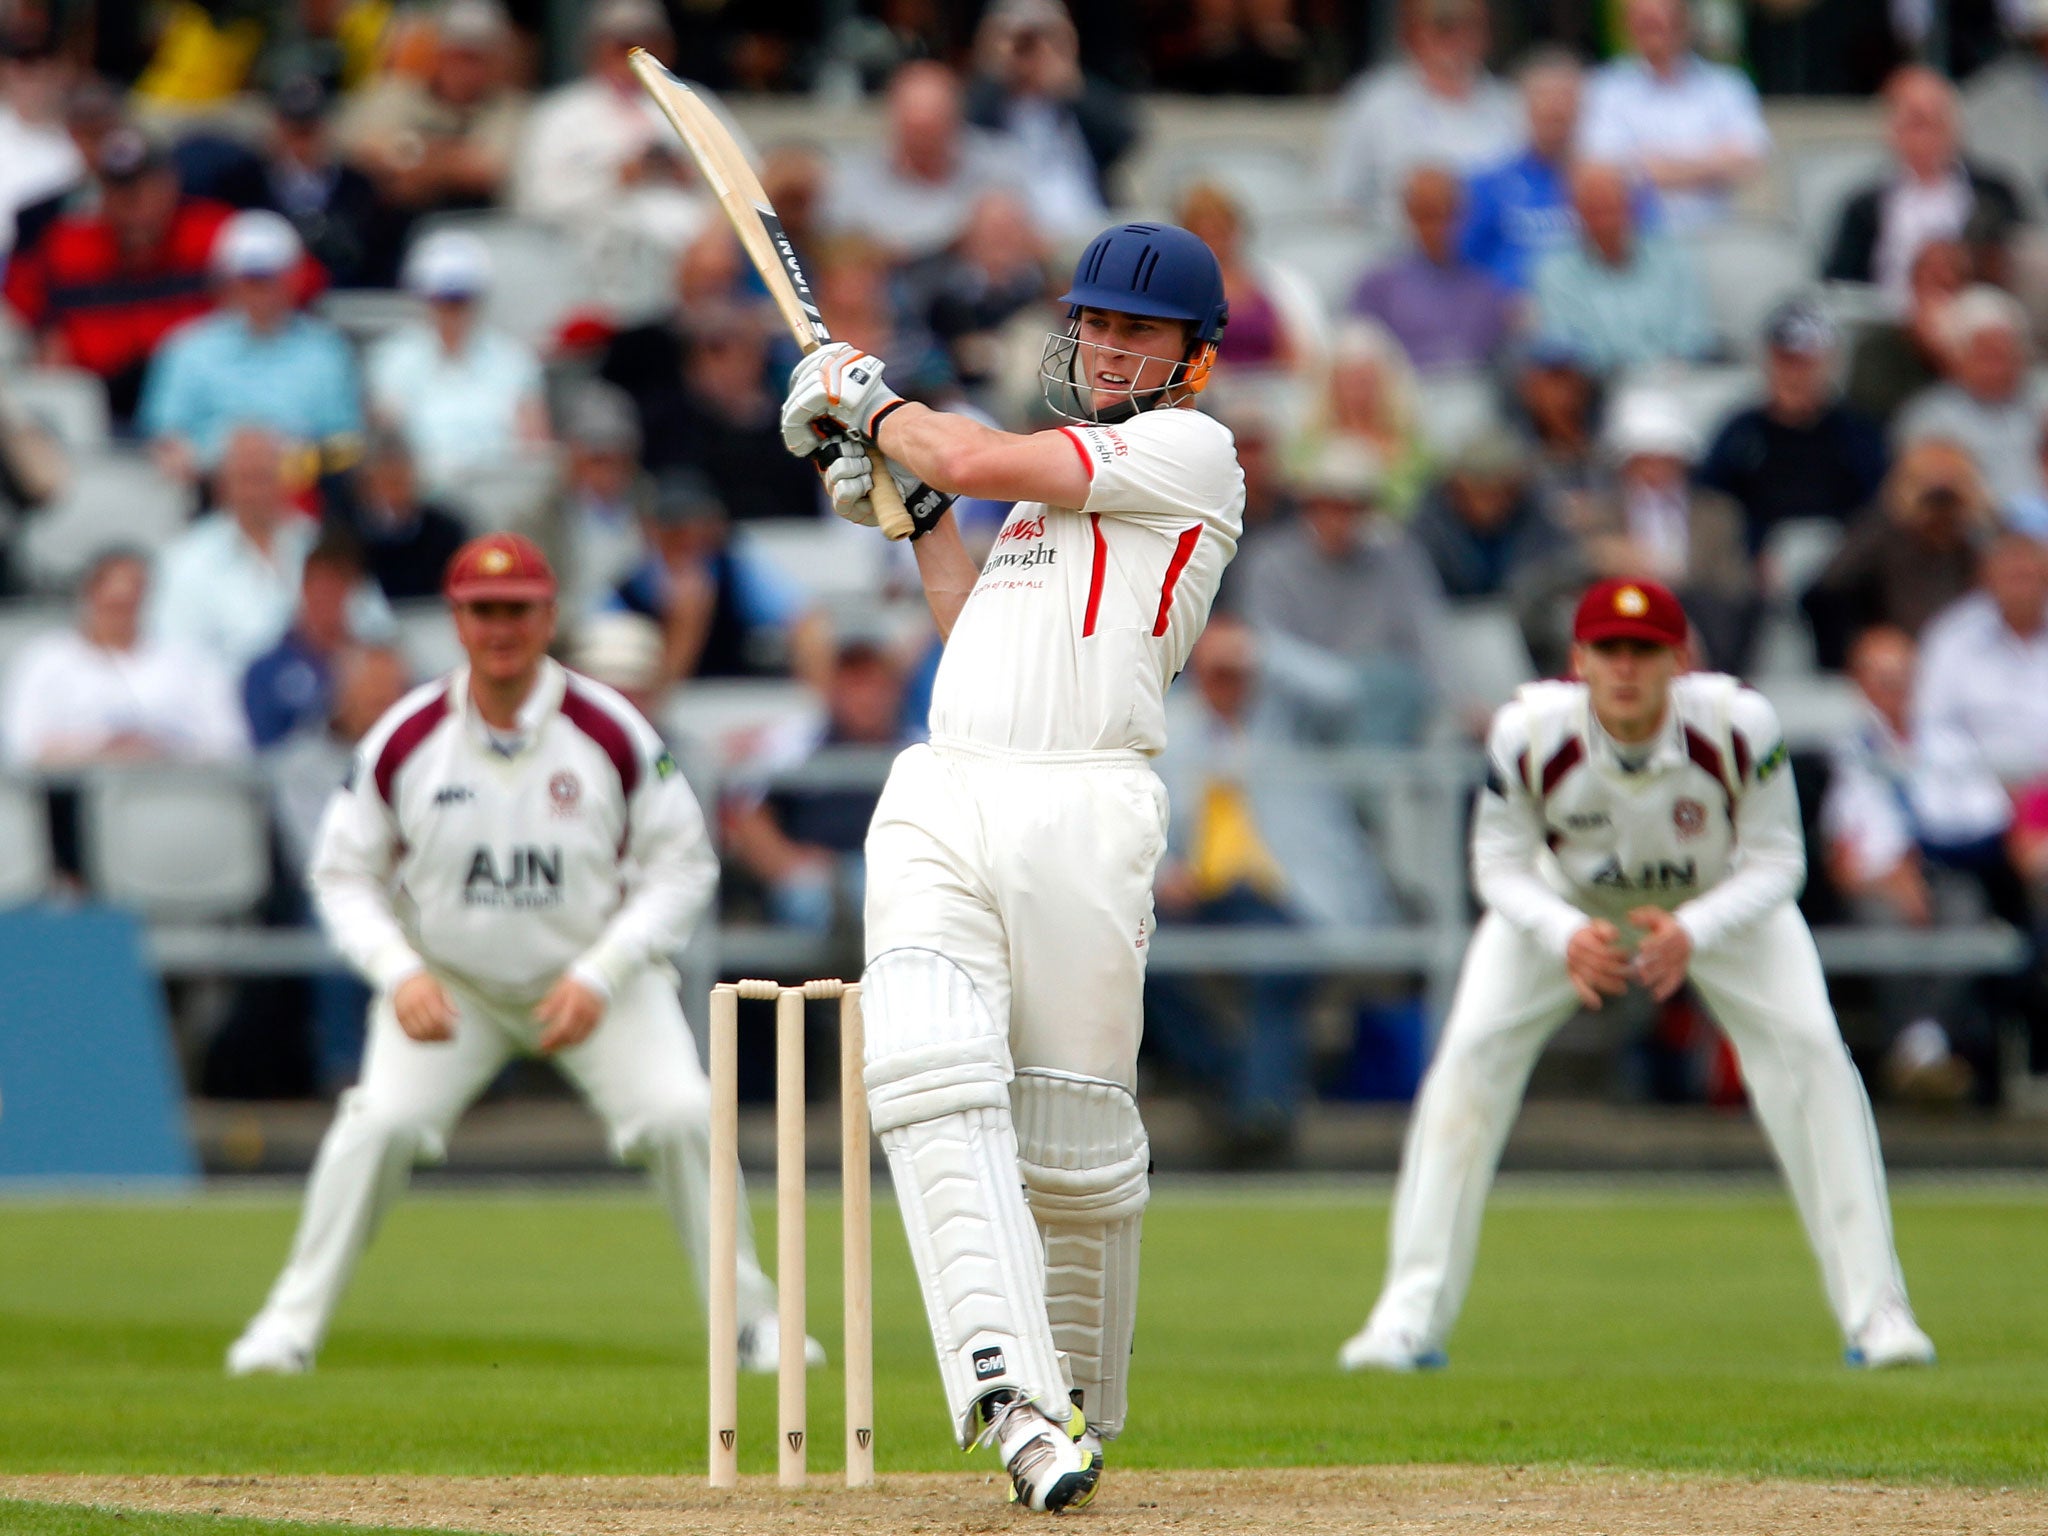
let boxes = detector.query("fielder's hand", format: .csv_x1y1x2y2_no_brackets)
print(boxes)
780,342,902,454
534,974,608,1053
1628,907,1694,1002
393,972,458,1042
1565,920,1631,1011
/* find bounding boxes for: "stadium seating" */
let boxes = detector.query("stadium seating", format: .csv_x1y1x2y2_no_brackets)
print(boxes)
80,767,272,922
16,450,191,592
1412,370,1504,453
1152,142,1328,228
436,450,562,533
316,289,422,348
1784,142,1887,261
1688,223,1813,355
4,367,111,452
0,778,53,906
391,600,464,679
1255,215,1399,315
408,214,596,351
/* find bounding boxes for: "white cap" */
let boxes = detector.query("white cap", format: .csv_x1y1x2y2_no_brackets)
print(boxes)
213,210,302,279
403,230,494,301
570,612,666,694
1606,389,1700,462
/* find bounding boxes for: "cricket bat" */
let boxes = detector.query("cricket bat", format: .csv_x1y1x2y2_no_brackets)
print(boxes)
628,49,916,541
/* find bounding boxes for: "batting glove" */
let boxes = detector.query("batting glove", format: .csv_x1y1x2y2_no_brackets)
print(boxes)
812,432,954,539
780,342,904,456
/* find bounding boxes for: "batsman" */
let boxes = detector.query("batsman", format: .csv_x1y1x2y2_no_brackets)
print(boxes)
778,223,1243,1511
1339,578,1936,1375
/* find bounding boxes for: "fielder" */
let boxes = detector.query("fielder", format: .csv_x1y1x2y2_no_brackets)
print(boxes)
228,533,813,1377
1338,577,1936,1374
778,222,1244,1510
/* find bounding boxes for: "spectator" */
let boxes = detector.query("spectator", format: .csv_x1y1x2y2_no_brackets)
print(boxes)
1532,161,1711,376
1823,67,2021,308
824,61,1029,262
365,230,549,494
1697,299,1889,556
137,211,359,481
1177,182,1300,377
1823,625,2012,1103
963,0,1135,241
1149,615,1395,1156
1509,337,1605,503
567,609,670,724
1212,392,1296,542
1151,0,1308,95
902,190,1051,394
254,74,403,290
513,0,690,230
338,0,527,217
759,144,830,261
549,382,651,619
2,128,232,423
1577,0,1770,230
0,25,83,264
1349,164,1517,376
1898,285,2046,513
330,428,469,602
1411,427,1567,598
1915,531,2048,788
1324,0,1523,224
1962,2,2048,196
262,641,410,1093
1236,440,1448,746
1463,49,1630,293
1538,388,1755,671
638,303,824,521
149,426,391,676
242,532,368,749
1802,437,1994,669
611,469,830,686
1845,236,1969,428
1,547,247,768
1300,319,1432,515
725,639,912,932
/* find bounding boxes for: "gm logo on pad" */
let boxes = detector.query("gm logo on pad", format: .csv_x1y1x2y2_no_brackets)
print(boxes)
972,1345,1007,1381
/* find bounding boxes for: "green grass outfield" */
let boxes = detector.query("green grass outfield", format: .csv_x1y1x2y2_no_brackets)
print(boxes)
2,1178,2043,1528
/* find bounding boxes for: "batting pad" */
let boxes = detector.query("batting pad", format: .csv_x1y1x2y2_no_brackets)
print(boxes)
1013,1068,1149,1439
862,948,1068,1444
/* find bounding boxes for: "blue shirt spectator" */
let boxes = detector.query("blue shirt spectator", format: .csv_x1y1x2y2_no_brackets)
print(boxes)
136,207,362,475
137,209,362,474
1461,48,1612,293
1532,162,1710,376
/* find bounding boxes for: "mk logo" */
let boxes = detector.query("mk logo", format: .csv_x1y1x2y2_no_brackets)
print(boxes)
719,1429,735,1450
787,1430,804,1453
855,1428,872,1449
433,785,474,805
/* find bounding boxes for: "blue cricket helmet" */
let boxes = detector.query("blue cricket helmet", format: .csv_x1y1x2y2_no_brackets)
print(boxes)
1059,222,1228,343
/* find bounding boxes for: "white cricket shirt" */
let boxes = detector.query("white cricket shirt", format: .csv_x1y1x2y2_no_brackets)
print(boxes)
927,406,1245,755
1472,673,1803,955
310,658,717,1002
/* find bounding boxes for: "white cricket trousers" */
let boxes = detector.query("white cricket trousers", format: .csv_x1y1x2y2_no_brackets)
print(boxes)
248,968,777,1351
863,739,1166,1442
1367,906,1913,1353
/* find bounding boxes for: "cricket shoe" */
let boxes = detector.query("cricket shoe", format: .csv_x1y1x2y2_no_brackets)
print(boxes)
1846,1303,1937,1369
1066,1394,1104,1511
1336,1324,1447,1373
736,1317,827,1374
976,1391,1097,1513
225,1318,313,1377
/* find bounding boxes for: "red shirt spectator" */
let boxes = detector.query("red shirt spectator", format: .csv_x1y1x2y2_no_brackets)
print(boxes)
4,129,322,424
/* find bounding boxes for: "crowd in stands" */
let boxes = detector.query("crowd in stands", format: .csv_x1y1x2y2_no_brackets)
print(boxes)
5,0,2048,1138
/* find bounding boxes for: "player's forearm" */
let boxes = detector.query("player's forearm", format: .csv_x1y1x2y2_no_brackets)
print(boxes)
575,827,719,993
875,403,1083,506
911,510,979,641
1476,862,1591,955
1674,786,1807,952
311,867,425,991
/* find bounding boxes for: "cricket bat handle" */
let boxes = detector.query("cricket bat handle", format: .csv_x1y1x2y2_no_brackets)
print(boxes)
863,440,916,542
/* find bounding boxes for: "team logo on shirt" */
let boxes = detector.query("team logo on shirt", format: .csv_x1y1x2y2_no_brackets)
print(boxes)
994,514,1048,547
463,845,564,907
654,749,680,780
549,771,581,816
1672,797,1706,840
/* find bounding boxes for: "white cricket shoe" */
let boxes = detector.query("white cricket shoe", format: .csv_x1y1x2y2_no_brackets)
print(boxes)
736,1316,826,1374
1847,1303,1937,1369
1336,1324,1447,1373
226,1319,313,1377
977,1392,1097,1513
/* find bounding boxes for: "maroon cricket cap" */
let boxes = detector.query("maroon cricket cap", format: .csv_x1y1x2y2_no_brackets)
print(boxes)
444,532,557,604
1573,577,1687,648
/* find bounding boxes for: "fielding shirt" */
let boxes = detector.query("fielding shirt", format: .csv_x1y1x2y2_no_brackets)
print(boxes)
310,658,717,1002
927,406,1246,754
1472,673,1803,955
